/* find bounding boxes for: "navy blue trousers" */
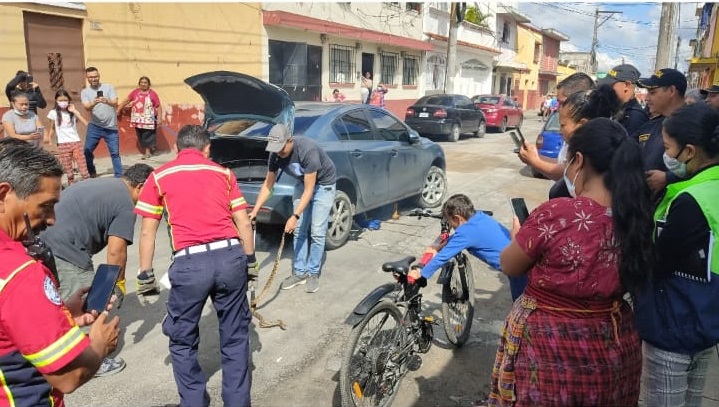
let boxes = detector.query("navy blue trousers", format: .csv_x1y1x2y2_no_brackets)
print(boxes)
163,244,251,407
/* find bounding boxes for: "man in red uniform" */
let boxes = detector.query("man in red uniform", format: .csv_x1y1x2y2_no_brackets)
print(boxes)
135,125,255,407
0,139,119,407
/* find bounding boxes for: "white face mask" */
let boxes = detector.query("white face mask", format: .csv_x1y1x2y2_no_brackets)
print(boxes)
563,157,580,198
57,101,69,109
662,150,688,178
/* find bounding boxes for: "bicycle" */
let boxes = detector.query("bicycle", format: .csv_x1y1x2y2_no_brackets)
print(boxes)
339,208,487,407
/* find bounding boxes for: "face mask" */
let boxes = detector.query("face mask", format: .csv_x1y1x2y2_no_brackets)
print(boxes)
563,157,580,198
57,101,69,109
663,147,688,178
13,109,25,116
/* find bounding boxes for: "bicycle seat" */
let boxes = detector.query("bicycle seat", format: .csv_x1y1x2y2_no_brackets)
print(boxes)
382,256,417,274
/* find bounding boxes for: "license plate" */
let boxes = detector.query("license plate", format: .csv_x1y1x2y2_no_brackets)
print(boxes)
419,112,429,118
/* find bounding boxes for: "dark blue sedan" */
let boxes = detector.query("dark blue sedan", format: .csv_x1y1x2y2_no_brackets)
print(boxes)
532,111,563,178
185,71,448,249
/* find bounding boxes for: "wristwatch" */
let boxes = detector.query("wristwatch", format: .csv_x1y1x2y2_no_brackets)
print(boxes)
293,213,300,220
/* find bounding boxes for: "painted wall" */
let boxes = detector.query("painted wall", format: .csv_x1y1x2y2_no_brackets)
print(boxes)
557,64,577,83
513,25,542,109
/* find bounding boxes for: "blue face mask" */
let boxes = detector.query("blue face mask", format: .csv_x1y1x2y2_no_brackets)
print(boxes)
563,157,580,198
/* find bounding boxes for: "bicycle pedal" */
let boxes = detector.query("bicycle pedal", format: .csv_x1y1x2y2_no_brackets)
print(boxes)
406,354,423,371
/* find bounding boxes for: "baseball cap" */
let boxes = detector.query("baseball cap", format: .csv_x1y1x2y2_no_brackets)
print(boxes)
265,124,292,153
596,64,641,86
700,84,719,95
637,68,687,94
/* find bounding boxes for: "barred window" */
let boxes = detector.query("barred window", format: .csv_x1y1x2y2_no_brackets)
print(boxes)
402,56,419,86
380,52,399,86
330,44,355,84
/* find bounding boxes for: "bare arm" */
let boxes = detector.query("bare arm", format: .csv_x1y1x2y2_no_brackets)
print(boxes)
518,143,564,180
232,210,255,256
249,171,277,219
116,97,130,115
2,120,41,141
294,172,317,216
499,217,534,277
106,235,128,282
139,217,161,270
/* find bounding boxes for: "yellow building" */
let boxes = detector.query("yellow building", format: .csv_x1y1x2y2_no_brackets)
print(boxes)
512,23,542,109
557,62,578,83
688,3,719,89
0,2,263,155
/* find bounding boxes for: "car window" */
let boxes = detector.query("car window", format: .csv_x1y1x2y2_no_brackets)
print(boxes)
333,109,375,141
545,112,560,132
455,95,474,110
417,96,453,106
368,109,409,142
473,96,499,105
503,99,515,107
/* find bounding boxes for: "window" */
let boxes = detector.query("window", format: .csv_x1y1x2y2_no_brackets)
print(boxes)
402,55,418,86
501,22,510,43
406,2,421,12
454,95,474,110
503,99,515,107
380,52,399,86
534,43,541,64
333,110,375,141
368,109,409,142
329,44,355,84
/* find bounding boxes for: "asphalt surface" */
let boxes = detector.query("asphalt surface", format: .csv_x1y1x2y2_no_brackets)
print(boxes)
66,112,719,407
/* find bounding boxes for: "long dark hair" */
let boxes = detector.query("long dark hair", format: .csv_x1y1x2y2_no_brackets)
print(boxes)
568,118,654,295
562,84,622,122
53,89,74,126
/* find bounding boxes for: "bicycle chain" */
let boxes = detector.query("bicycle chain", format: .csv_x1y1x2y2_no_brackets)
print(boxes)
249,232,287,330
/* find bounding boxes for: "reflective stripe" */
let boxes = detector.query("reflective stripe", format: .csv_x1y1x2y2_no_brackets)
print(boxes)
24,326,85,368
230,197,247,209
135,201,163,216
154,164,229,180
0,260,35,294
0,367,15,407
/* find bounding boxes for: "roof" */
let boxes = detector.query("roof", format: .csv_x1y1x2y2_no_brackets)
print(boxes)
496,5,531,24
425,33,501,55
519,23,569,42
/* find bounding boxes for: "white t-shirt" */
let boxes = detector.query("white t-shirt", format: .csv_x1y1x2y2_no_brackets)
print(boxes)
47,110,81,144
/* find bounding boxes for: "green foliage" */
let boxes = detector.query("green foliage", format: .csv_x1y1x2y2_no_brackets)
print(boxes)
465,6,489,27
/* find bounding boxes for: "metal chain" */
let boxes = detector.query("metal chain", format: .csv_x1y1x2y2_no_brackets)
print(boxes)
249,233,287,330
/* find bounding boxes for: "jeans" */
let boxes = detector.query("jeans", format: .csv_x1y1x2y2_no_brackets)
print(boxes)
163,244,251,407
84,122,122,177
292,183,336,277
642,342,713,407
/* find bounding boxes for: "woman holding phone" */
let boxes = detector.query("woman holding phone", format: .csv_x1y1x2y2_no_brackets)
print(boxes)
1,91,45,147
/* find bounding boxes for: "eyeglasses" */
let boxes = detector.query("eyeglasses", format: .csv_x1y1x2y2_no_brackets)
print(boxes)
86,76,99,79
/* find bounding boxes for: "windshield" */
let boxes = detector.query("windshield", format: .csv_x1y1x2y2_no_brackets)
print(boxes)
473,96,500,105
545,112,560,132
416,96,452,106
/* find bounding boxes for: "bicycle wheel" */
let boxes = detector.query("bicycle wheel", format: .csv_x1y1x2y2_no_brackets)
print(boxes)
340,301,406,407
441,255,475,347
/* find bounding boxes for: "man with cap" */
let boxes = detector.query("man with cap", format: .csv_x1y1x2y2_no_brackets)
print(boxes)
700,84,719,110
635,68,688,195
597,64,649,137
249,124,337,294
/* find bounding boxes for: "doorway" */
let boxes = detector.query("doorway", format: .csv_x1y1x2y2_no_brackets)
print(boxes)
362,53,374,81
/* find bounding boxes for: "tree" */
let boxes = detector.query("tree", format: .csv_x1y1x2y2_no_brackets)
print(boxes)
465,5,489,27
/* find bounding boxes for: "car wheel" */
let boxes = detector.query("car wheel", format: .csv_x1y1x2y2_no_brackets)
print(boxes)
448,123,460,142
499,117,508,133
474,120,486,138
416,166,447,208
325,190,354,250
516,116,524,130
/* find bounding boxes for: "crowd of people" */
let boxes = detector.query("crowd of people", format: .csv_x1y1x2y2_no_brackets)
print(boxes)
2,60,719,407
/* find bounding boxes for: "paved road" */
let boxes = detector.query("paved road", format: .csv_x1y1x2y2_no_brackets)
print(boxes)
66,113,719,407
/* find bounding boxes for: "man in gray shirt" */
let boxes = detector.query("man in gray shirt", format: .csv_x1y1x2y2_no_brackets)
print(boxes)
40,163,154,378
81,67,122,177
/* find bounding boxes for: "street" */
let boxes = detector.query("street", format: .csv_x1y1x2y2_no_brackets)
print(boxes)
65,113,719,407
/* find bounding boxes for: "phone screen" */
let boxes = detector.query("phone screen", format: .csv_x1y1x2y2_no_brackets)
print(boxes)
96,90,104,98
511,198,530,225
83,264,121,313
509,131,526,149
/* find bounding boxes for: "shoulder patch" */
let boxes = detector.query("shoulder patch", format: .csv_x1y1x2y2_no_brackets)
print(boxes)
43,276,62,305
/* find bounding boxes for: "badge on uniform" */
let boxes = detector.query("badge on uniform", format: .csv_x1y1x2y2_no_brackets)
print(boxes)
43,276,62,305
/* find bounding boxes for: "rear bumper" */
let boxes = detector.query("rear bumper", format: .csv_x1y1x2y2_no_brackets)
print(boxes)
483,114,502,127
405,119,453,135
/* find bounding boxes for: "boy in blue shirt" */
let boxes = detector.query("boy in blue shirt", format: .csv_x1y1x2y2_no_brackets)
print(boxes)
408,194,527,300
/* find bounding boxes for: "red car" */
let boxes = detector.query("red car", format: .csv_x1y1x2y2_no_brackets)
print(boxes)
471,94,524,132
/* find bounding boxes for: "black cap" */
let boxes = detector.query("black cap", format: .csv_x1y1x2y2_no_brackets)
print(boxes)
596,64,641,86
700,84,719,95
637,68,687,94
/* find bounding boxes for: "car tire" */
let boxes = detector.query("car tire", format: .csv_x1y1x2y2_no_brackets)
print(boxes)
474,120,486,138
416,166,447,208
325,190,354,251
448,123,460,142
499,117,508,133
516,116,524,130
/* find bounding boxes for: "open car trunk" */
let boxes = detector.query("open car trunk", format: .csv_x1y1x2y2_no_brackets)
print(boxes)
210,135,270,184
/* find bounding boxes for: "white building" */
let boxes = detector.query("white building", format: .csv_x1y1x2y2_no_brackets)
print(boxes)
492,1,531,95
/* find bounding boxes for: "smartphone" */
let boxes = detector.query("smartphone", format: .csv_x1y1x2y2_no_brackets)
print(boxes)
26,75,34,83
510,197,530,225
509,130,526,149
83,264,121,313
96,90,104,98
35,127,45,135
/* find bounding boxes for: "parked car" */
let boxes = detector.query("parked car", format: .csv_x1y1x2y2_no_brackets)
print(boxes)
532,111,563,178
185,71,448,250
471,94,523,133
404,94,485,142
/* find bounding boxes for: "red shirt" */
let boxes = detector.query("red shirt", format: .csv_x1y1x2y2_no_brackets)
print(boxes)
0,229,90,407
134,148,249,251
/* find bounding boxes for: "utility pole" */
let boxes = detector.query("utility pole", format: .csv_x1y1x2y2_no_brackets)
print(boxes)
445,2,465,94
674,36,681,70
590,8,622,75
655,2,678,71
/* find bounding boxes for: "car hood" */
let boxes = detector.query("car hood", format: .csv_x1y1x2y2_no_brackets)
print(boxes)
184,71,295,130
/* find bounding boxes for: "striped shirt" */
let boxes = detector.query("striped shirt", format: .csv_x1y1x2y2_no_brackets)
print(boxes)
134,148,249,252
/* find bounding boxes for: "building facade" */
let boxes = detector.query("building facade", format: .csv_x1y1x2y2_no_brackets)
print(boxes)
492,2,531,98
688,3,719,89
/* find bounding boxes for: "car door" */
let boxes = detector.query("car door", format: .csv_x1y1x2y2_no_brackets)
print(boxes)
367,108,422,199
456,95,479,132
503,98,518,126
332,108,389,209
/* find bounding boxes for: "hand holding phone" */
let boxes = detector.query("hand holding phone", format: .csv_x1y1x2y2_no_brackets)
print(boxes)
96,90,104,98
510,197,530,225
84,264,121,313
